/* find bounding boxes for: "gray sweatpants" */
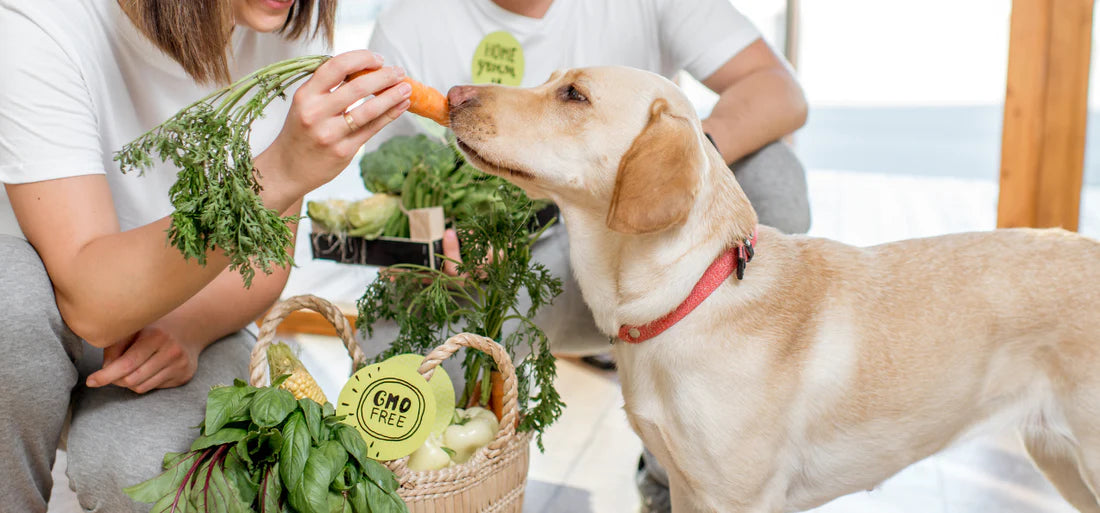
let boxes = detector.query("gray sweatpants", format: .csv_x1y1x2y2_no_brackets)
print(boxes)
0,236,255,513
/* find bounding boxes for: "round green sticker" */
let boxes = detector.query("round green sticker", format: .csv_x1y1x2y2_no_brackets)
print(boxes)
383,354,455,436
471,31,524,85
336,358,437,461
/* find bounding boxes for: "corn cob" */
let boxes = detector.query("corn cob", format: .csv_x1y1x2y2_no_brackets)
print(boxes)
267,342,328,405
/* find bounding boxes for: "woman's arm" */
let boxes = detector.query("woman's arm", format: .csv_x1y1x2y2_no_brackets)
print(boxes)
7,173,301,348
6,51,411,347
700,39,808,165
83,216,296,393
8,175,233,346
150,208,299,348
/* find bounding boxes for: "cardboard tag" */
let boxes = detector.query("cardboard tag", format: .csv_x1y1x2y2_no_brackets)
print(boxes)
407,206,445,242
471,31,524,85
337,357,437,461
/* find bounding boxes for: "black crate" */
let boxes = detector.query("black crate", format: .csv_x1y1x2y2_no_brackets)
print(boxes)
310,233,446,269
309,203,560,269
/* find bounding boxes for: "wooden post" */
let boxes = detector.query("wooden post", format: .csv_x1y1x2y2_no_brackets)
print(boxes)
785,0,800,70
997,0,1093,230
783,0,800,147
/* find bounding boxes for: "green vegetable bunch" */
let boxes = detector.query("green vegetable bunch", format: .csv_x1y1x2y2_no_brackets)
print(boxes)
355,183,564,449
306,200,350,234
359,134,542,229
345,195,404,239
360,134,454,204
125,377,407,513
308,195,404,240
116,56,333,287
310,134,550,242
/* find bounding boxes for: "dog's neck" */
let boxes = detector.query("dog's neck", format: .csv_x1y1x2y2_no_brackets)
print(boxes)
560,148,758,337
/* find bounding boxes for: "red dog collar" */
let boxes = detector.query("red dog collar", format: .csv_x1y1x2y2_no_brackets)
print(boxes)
617,229,757,344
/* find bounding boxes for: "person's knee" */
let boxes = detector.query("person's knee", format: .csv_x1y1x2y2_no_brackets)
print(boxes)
0,237,78,510
67,332,255,512
0,237,78,428
731,141,812,235
0,237,70,333
65,388,166,513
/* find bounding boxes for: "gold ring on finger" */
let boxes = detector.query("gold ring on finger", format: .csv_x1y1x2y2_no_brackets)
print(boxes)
343,112,358,133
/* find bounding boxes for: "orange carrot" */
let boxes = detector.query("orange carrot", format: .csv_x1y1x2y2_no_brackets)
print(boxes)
347,71,450,127
401,77,450,127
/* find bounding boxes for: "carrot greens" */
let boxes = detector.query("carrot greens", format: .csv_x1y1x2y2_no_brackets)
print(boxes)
356,182,565,449
115,56,329,287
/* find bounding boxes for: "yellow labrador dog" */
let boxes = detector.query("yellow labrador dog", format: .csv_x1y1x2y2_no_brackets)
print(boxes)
447,66,1100,513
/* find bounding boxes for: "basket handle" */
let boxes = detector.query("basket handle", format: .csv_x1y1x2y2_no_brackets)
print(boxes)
248,294,367,387
387,332,521,479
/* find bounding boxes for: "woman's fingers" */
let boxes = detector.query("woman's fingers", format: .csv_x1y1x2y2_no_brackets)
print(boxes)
326,66,407,114
130,365,181,395
100,334,133,367
344,92,411,149
340,78,411,133
86,339,154,387
116,344,180,390
302,50,384,96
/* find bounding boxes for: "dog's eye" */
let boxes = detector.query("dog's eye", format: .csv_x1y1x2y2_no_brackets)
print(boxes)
560,84,588,103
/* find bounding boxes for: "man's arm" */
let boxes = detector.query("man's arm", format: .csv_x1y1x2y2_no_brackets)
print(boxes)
700,39,808,165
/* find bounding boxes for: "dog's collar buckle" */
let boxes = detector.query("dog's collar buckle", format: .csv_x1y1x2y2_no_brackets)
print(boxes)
735,231,756,279
617,228,758,344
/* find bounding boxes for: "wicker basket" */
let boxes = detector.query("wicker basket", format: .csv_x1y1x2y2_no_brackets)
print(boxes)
249,294,532,513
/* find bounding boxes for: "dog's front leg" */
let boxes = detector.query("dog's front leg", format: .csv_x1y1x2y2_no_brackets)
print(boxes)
667,469,786,513
631,417,717,512
668,471,707,513
634,416,786,513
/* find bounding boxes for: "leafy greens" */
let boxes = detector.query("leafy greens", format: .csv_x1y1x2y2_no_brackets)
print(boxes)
124,377,407,513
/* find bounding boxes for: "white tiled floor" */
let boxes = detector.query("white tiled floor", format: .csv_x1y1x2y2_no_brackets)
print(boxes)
47,170,1100,512
522,358,643,513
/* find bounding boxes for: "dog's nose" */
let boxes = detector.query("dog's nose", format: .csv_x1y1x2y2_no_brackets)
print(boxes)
448,85,479,107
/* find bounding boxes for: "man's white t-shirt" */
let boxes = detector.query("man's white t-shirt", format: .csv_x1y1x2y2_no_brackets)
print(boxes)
362,0,760,146
0,0,321,239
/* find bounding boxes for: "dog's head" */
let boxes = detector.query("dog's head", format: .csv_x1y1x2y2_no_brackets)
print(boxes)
449,66,716,235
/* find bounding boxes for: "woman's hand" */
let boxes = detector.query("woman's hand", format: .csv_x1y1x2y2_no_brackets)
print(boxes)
260,50,412,207
85,323,200,394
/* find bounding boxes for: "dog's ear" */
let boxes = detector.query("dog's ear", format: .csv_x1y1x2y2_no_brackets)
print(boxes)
606,98,702,234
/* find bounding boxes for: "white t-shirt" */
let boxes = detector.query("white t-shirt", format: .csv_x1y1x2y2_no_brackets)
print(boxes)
362,0,760,146
0,0,323,239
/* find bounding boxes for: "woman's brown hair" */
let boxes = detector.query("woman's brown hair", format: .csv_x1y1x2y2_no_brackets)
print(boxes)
121,0,337,84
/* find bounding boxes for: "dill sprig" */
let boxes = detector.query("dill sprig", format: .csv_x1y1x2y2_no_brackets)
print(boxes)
356,182,565,449
115,55,331,286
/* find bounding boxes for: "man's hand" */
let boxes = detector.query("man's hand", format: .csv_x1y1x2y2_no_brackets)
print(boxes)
441,228,463,277
85,323,200,394
440,228,497,279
